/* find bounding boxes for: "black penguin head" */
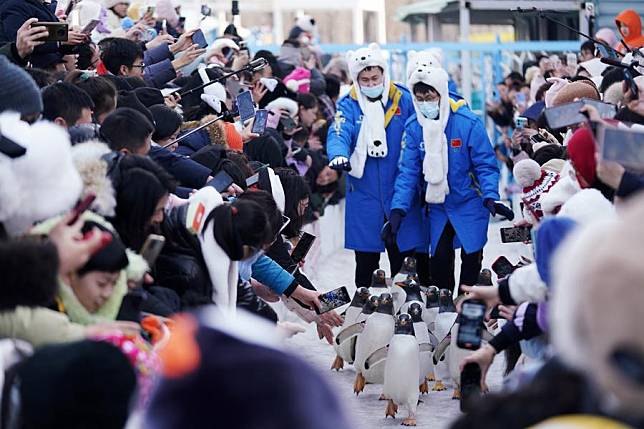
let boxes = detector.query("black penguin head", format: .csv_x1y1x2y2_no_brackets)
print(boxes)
409,303,423,323
425,286,440,308
370,269,388,288
395,313,414,335
477,269,493,286
350,287,370,308
376,293,394,315
362,295,379,315
400,257,417,276
439,289,456,313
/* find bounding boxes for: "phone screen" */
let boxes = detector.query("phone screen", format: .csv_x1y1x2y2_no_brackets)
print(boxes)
192,29,208,49
500,226,532,243
251,109,269,135
457,300,486,350
81,19,100,35
581,98,617,120
600,125,644,172
236,90,255,123
317,286,351,314
206,170,234,193
140,234,166,268
291,232,316,265
544,101,585,129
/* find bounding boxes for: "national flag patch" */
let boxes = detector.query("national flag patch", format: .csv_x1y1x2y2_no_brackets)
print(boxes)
451,138,462,148
395,106,401,115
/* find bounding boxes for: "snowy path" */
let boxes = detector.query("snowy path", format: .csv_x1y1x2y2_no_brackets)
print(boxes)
284,219,530,428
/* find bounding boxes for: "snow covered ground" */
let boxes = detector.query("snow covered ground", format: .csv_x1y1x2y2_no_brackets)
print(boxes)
284,218,530,428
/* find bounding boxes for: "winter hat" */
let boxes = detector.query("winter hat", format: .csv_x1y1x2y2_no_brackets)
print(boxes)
295,15,316,33
344,43,391,178
551,80,600,106
156,0,179,27
198,66,227,114
0,56,43,115
532,143,565,166
266,97,299,118
134,87,165,108
283,67,311,93
514,158,561,222
535,216,577,286
552,194,644,417
150,105,182,142
540,161,582,216
541,158,566,173
603,81,626,106
71,140,117,216
595,27,618,48
566,127,596,188
523,101,545,122
558,188,616,225
103,0,130,8
406,50,441,79
0,113,82,237
407,50,451,204
17,340,136,429
577,57,609,78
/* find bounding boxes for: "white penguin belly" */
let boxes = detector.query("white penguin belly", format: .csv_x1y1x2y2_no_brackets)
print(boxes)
354,313,394,373
384,335,420,406
448,323,475,385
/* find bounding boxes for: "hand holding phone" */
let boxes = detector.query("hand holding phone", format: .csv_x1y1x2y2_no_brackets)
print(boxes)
457,299,486,350
316,286,351,314
491,256,517,278
191,29,208,49
236,90,255,123
500,226,532,244
206,170,235,193
251,109,269,135
33,22,69,42
290,232,316,266
140,234,166,268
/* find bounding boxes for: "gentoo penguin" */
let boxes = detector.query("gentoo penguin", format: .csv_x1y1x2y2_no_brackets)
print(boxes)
392,257,417,312
331,287,371,370
368,269,391,296
353,293,395,395
382,314,420,427
409,303,438,394
397,277,426,316
422,286,440,381
431,289,458,391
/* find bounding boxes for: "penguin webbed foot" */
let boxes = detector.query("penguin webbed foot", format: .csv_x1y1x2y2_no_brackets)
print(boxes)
432,380,447,391
385,399,398,418
402,417,417,426
379,393,389,401
353,372,366,395
419,379,429,394
331,355,344,371
426,371,435,382
451,388,461,400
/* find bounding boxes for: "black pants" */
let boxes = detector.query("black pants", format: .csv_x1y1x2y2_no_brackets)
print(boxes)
354,244,432,288
431,222,483,294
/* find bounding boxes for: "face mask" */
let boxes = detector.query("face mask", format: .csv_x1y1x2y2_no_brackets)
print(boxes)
360,83,384,99
418,101,440,120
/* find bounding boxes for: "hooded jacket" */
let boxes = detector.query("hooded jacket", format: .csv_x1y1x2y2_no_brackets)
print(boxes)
616,9,644,52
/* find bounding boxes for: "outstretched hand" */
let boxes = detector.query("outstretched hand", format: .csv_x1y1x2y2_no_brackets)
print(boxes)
329,156,351,172
484,199,514,221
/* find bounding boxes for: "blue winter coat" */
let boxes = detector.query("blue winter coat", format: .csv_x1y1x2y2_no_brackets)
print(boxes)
326,83,415,252
392,100,500,254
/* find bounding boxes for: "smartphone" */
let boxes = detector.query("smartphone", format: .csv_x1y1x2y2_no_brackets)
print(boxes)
597,122,644,173
581,98,618,119
457,299,486,350
67,193,96,225
81,19,100,35
514,116,527,129
280,115,297,131
191,29,208,49
316,286,351,314
500,226,532,244
544,100,616,130
290,232,316,265
33,22,69,42
491,256,516,278
206,170,235,193
140,234,165,267
460,363,482,412
251,109,269,135
236,90,255,123
246,173,259,187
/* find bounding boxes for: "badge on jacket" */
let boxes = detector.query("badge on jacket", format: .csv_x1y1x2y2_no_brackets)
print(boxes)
450,138,462,149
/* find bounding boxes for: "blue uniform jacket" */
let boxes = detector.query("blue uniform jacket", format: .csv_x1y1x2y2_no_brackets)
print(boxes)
326,83,416,252
149,145,211,189
392,100,500,254
251,255,295,295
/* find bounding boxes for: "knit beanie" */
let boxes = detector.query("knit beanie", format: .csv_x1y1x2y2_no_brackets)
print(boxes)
567,127,596,188
551,80,600,106
149,104,182,142
0,56,43,115
514,158,561,221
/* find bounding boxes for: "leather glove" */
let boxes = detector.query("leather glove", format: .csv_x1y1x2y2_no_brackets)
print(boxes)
380,209,405,247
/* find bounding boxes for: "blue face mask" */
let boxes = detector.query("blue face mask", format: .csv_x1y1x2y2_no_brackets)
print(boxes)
360,83,384,99
418,101,440,120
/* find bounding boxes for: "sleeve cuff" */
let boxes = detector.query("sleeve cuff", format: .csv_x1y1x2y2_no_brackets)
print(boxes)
498,277,516,305
283,279,299,297
489,322,521,353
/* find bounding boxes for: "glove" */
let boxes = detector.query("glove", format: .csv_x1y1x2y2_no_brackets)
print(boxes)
329,156,351,172
292,147,309,162
380,209,405,247
484,199,515,221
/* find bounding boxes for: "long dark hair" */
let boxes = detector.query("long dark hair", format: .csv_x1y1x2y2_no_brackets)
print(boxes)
207,199,272,260
275,168,310,238
110,156,176,251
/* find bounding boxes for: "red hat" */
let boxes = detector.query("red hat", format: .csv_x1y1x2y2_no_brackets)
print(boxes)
567,127,596,188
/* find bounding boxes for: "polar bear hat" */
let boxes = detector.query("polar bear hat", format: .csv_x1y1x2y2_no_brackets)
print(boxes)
406,49,443,80
345,43,388,86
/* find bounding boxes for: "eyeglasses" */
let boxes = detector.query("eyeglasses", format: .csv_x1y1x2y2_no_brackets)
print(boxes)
131,63,145,69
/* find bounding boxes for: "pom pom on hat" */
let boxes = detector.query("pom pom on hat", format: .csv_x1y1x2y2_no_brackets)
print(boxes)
283,67,311,94
513,159,542,187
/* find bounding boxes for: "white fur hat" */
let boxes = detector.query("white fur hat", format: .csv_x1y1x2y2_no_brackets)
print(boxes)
295,15,316,33
345,43,388,85
407,57,450,128
266,97,299,119
406,49,442,80
70,140,117,217
0,113,82,236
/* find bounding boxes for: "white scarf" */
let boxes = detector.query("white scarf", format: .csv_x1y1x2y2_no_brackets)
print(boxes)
407,63,451,204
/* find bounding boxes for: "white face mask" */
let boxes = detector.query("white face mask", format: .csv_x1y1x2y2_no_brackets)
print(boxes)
360,83,384,99
418,101,440,119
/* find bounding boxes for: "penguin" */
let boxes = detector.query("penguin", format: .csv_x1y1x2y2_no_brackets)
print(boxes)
397,277,426,316
408,302,438,394
392,257,417,312
431,289,458,391
382,314,420,427
331,287,371,371
353,293,395,395
368,269,391,296
422,286,440,381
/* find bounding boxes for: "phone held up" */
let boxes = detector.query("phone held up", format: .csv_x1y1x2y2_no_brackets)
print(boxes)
457,299,486,350
316,286,351,314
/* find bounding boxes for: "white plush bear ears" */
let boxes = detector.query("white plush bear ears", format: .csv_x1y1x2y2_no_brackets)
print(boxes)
406,49,443,79
345,43,387,81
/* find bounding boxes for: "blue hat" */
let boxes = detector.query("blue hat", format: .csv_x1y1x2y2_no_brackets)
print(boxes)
523,101,545,122
0,56,43,115
535,217,577,286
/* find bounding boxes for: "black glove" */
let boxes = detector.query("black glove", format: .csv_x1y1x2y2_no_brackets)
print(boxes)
380,209,405,247
292,147,309,162
329,156,352,172
484,199,515,221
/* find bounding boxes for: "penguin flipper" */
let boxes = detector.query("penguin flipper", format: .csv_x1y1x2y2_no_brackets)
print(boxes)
432,334,451,365
335,321,365,345
364,345,389,370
